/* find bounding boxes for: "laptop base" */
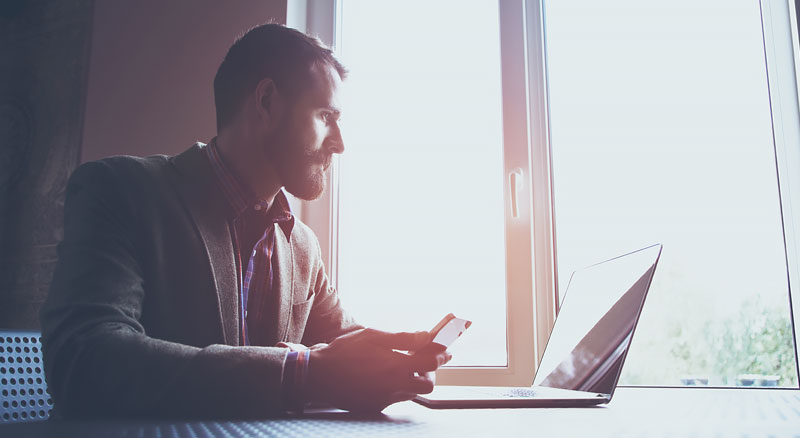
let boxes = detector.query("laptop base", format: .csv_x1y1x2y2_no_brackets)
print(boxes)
414,386,610,409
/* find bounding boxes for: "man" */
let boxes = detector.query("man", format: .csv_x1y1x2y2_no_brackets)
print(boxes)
40,23,450,419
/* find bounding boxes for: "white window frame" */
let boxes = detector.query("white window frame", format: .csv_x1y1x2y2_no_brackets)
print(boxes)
762,0,800,382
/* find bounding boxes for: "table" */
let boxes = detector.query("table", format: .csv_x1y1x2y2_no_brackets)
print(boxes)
1,388,799,437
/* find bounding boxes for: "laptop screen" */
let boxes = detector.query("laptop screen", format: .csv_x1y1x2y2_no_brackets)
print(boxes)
532,244,662,395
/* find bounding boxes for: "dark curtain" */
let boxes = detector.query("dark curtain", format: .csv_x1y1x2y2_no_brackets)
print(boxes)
0,0,94,329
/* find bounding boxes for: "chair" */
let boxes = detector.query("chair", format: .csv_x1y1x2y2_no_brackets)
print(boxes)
0,330,53,423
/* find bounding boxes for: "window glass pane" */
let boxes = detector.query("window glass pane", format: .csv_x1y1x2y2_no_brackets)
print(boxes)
544,0,798,386
336,0,506,366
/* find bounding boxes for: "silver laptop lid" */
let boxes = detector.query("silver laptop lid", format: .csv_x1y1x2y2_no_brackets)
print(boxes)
532,244,662,396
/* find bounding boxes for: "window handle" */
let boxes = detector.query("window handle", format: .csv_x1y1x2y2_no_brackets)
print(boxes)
509,168,524,218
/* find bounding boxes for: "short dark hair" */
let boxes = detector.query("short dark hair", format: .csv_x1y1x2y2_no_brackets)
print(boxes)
213,23,347,130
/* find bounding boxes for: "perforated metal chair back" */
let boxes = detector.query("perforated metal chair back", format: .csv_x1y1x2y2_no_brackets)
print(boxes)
0,330,52,423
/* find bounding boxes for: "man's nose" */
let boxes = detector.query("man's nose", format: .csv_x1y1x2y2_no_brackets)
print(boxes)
326,122,345,154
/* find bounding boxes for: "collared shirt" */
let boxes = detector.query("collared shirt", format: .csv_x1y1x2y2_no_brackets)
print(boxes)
204,138,305,409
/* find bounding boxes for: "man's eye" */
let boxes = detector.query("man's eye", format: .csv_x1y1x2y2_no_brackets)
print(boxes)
322,112,339,125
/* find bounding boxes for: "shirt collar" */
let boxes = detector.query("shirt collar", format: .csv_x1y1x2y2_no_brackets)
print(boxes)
268,190,295,237
205,138,295,236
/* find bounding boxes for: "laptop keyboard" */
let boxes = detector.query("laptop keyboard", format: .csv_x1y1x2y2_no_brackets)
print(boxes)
467,387,540,398
500,388,539,398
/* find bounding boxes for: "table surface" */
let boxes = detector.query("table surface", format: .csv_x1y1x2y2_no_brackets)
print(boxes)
1,387,799,438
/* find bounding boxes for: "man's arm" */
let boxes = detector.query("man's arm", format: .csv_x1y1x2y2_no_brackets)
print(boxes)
41,161,288,419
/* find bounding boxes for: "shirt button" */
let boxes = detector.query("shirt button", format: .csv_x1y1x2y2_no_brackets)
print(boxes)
254,204,262,211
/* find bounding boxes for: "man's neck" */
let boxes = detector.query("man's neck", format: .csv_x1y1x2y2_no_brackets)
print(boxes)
215,130,282,205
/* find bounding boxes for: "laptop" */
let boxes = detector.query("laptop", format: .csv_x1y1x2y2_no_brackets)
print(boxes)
415,244,663,408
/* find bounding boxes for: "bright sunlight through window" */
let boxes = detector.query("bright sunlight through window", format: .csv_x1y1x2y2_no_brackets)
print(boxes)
544,0,798,387
335,0,506,366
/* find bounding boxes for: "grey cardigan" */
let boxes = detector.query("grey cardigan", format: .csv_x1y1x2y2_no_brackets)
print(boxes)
40,143,360,419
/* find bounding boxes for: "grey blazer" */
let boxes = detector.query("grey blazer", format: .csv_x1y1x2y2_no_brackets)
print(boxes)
40,143,360,419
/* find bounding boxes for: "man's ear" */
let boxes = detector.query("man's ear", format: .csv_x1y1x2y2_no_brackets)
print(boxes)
254,77,284,129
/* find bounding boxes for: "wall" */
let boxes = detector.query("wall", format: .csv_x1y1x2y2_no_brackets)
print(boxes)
82,1,287,162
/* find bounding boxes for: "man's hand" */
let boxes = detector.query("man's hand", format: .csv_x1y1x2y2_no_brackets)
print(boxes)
303,328,452,413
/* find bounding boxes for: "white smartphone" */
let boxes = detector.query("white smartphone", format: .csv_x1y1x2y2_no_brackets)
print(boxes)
428,313,472,349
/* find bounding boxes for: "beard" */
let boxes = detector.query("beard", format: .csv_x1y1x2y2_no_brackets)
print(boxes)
268,136,331,201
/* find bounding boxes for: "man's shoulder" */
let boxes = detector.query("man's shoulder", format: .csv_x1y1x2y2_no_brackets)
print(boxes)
289,217,319,248
64,145,207,213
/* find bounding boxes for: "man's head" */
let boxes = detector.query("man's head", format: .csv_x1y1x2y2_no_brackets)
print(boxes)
214,23,347,200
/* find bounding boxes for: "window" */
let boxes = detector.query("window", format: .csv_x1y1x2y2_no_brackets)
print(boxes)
293,0,540,385
333,0,539,385
293,0,800,387
544,0,799,387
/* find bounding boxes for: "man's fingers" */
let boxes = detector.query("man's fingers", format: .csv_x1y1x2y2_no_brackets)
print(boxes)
405,349,450,373
443,351,453,365
404,374,435,395
363,328,432,351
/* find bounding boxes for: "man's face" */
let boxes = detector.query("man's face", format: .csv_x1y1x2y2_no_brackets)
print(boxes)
268,64,344,201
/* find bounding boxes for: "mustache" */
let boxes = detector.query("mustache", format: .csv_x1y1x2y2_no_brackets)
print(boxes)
320,154,332,170
297,148,332,171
